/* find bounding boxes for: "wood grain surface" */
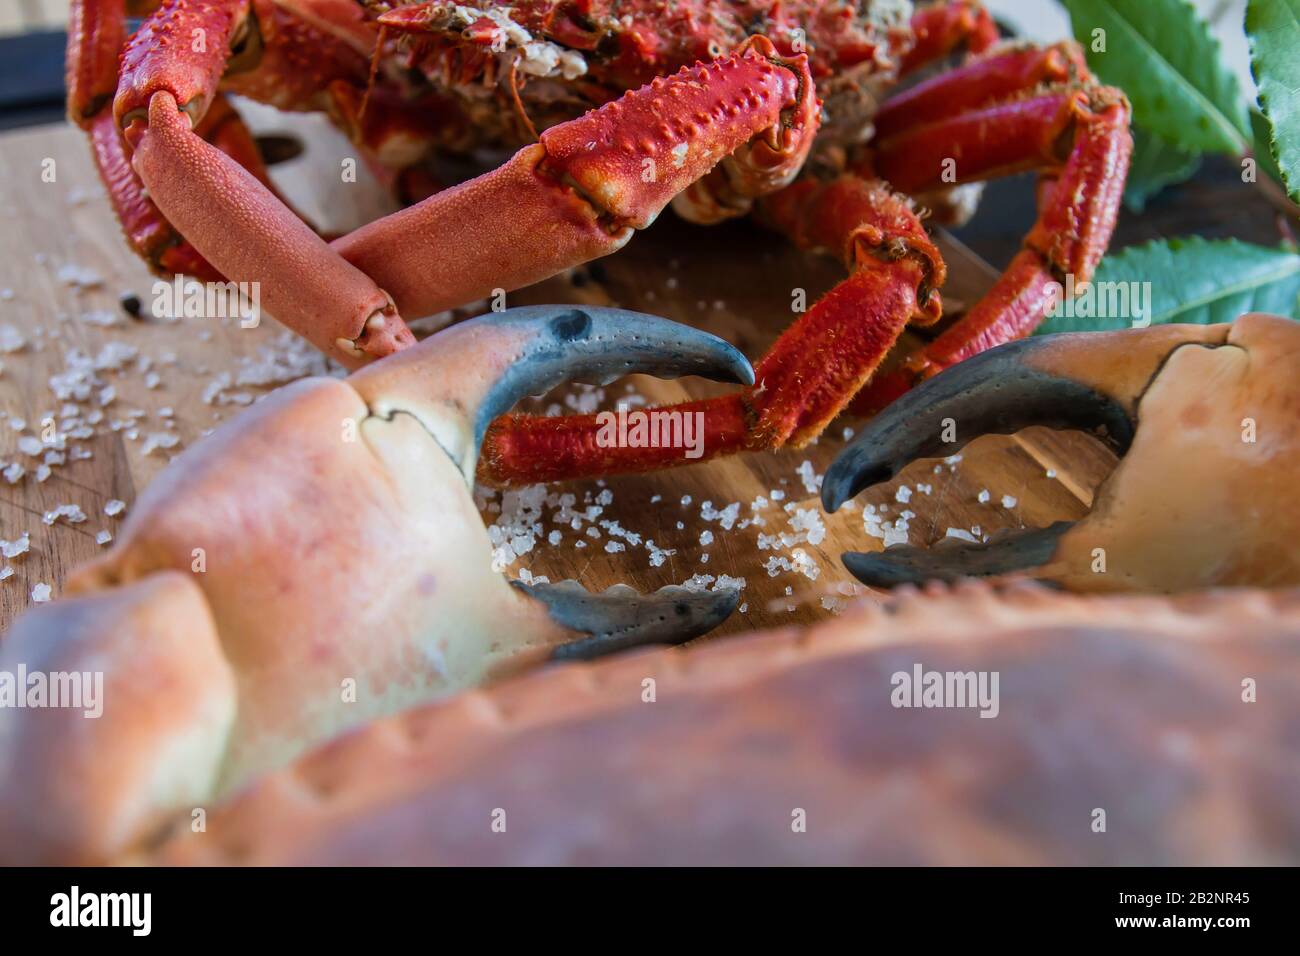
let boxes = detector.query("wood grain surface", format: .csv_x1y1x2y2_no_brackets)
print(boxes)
0,107,1116,635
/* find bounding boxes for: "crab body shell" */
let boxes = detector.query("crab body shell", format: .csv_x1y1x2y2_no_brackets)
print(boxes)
366,0,915,152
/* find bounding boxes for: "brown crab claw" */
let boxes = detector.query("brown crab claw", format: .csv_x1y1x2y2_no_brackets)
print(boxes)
825,315,1300,592
0,307,748,865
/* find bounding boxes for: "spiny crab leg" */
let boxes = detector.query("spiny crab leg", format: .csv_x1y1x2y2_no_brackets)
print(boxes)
125,25,815,366
331,36,818,318
479,177,943,485
852,63,1132,412
479,42,1129,486
824,316,1300,592
874,41,1089,140
0,306,748,864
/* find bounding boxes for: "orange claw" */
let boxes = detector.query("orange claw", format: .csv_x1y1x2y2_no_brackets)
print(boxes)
114,0,252,139
133,90,412,367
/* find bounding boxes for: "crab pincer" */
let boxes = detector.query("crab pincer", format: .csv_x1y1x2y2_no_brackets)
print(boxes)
0,306,748,865
822,313,1300,593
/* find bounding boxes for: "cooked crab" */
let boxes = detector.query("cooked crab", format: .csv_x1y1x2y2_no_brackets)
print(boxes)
71,0,1130,484
113,582,1300,865
0,306,745,864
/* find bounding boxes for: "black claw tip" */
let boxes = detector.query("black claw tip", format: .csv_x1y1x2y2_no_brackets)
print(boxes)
823,338,1135,512
842,522,1074,588
475,306,754,449
514,580,739,661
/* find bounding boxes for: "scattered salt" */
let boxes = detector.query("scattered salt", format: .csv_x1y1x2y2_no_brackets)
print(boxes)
1,533,30,558
44,504,88,525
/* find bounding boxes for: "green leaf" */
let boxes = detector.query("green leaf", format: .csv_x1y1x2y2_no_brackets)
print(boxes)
1251,108,1285,184
1247,0,1300,203
1060,0,1251,156
1036,237,1300,334
1123,129,1201,212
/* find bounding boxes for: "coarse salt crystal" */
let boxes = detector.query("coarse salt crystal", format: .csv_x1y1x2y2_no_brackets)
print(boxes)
141,432,180,456
1,532,30,558
0,325,27,353
45,504,88,525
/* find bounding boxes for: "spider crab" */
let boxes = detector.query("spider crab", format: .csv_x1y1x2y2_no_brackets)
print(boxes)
70,0,1131,484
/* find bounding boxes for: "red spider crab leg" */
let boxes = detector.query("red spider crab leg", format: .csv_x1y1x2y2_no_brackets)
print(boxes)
852,83,1132,413
478,178,943,485
479,47,1130,487
124,18,813,366
134,88,414,365
874,41,1089,141
900,0,1000,75
69,0,224,279
66,0,127,127
331,37,818,320
69,0,312,282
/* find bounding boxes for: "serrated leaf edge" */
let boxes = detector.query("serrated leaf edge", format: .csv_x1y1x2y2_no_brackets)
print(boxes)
1245,0,1300,203
1071,0,1251,155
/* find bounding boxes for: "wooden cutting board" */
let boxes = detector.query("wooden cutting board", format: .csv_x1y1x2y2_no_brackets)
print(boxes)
0,106,1115,635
